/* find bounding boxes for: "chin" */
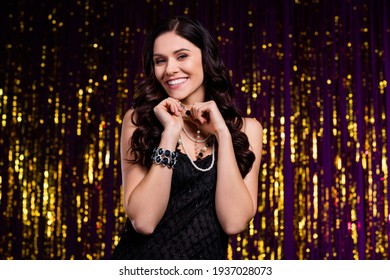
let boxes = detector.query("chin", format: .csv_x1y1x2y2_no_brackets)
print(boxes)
166,91,188,100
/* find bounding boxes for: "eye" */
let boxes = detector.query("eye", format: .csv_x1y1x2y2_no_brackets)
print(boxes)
154,58,165,65
177,54,188,60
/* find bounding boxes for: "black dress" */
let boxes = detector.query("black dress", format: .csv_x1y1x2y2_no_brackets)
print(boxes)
111,151,228,259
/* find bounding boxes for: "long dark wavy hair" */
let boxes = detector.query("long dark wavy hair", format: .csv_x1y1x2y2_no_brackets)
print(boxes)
129,16,255,177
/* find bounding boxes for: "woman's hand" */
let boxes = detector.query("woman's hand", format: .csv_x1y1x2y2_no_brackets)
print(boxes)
153,97,183,135
187,100,228,136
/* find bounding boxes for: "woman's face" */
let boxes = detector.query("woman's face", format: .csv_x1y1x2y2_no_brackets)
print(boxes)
153,31,205,104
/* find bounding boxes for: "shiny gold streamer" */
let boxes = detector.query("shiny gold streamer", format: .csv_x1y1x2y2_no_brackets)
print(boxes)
1,0,389,260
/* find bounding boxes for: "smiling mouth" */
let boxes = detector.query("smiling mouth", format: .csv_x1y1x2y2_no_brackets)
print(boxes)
167,78,188,86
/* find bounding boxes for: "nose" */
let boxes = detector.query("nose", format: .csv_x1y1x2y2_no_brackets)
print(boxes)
165,59,179,76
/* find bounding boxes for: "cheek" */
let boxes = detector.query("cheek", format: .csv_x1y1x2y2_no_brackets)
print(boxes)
195,64,204,81
154,67,164,82
194,59,204,78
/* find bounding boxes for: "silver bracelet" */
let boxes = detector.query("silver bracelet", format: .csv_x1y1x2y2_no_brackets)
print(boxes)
151,147,178,168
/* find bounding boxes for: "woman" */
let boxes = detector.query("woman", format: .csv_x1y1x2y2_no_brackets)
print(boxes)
112,16,263,259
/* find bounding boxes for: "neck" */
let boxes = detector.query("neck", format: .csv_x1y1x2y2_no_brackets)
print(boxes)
183,120,198,130
182,123,211,143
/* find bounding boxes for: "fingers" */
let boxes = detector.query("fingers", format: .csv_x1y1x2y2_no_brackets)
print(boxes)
168,98,182,116
153,98,185,134
188,101,228,135
155,97,182,116
190,101,216,124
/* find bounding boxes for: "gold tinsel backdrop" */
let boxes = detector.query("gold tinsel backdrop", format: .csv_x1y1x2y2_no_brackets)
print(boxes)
0,0,389,260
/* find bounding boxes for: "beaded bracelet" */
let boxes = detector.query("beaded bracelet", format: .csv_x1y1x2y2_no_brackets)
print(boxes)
151,147,178,169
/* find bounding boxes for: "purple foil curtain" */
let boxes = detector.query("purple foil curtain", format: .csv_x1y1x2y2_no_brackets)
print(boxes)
0,0,389,260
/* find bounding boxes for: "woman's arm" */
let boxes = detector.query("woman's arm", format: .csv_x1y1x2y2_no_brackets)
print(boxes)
214,117,263,235
188,101,263,235
121,99,183,235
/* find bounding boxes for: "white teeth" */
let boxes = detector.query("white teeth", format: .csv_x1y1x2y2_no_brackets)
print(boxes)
167,78,187,86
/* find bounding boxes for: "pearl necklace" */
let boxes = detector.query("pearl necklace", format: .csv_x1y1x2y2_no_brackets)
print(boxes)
182,126,211,143
178,134,215,172
179,101,211,144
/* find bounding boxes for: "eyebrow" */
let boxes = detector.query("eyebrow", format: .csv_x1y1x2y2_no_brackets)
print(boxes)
153,48,191,57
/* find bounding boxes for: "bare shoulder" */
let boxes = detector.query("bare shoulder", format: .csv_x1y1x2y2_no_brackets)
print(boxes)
242,117,263,136
242,117,263,155
121,108,139,162
242,117,263,169
123,108,137,127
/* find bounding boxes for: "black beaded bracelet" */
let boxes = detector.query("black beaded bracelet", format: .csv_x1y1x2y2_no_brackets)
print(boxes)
151,147,178,169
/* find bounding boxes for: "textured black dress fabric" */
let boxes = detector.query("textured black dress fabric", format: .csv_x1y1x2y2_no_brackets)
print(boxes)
111,152,228,260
